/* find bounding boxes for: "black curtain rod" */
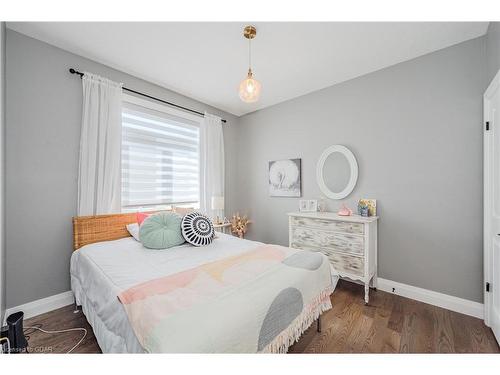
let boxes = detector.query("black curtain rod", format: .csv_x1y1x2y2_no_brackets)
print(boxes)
69,68,227,123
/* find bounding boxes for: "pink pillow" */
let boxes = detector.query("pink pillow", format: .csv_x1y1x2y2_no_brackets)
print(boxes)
136,212,151,225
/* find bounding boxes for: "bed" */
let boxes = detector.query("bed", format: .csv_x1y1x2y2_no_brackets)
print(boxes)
70,212,336,353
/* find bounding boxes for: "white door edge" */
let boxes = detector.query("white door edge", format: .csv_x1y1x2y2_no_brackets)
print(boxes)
484,68,500,338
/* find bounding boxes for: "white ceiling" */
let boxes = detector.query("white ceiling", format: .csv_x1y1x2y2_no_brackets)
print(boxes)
7,22,488,116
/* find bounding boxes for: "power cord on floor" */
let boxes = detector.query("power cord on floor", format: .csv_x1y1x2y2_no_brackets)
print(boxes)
24,326,87,354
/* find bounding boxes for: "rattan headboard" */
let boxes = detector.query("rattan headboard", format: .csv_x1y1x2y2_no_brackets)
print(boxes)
72,211,169,250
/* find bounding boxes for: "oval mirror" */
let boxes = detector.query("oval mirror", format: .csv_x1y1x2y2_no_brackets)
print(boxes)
316,145,358,200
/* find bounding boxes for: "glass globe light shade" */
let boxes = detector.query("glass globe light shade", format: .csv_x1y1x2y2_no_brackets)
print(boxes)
239,70,261,103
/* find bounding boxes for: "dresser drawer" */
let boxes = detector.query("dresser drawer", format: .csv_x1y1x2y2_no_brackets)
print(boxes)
326,252,364,277
331,232,364,255
289,243,365,277
290,216,364,234
291,227,364,255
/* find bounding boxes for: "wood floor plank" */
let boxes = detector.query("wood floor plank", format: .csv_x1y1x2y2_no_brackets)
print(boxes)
19,280,499,354
399,299,418,353
346,312,373,352
324,296,364,353
381,329,401,353
449,310,473,353
433,306,454,353
361,292,392,353
415,302,436,353
387,296,405,334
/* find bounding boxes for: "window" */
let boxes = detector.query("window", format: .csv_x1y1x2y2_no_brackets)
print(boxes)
121,96,200,211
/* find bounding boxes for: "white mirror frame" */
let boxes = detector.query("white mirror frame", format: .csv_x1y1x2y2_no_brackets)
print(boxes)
316,145,358,200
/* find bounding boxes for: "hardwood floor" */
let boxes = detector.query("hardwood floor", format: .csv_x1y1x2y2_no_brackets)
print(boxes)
22,304,101,354
22,280,499,354
289,281,498,353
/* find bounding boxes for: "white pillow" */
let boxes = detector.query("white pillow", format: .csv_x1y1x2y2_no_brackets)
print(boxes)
126,223,140,241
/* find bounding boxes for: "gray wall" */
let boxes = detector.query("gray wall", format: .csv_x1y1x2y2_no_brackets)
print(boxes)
486,22,500,84
5,30,238,308
0,22,5,321
230,37,486,302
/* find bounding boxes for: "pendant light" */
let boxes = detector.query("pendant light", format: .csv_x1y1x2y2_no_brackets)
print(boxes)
239,25,262,103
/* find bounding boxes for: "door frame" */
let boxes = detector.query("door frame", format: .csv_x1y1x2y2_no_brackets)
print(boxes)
484,69,500,327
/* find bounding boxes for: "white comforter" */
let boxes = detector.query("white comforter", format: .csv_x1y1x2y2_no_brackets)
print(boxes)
70,233,338,353
71,234,265,352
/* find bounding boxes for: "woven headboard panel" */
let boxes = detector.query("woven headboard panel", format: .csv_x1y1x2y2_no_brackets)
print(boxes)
72,210,170,250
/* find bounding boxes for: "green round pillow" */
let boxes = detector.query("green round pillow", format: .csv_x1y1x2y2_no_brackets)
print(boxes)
139,212,185,249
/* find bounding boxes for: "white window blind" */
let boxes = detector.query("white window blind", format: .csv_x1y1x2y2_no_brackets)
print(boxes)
121,100,200,209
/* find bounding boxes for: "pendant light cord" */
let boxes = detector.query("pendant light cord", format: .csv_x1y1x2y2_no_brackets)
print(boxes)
248,37,252,72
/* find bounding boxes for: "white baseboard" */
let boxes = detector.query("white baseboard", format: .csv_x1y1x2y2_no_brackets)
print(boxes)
377,278,484,319
3,291,74,325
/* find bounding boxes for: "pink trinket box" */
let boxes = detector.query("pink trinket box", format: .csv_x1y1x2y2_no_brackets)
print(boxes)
337,204,353,216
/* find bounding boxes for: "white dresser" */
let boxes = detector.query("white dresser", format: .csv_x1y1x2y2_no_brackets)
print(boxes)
288,212,378,304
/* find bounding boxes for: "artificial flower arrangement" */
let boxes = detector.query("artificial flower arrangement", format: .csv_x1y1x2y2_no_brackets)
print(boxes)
230,213,250,238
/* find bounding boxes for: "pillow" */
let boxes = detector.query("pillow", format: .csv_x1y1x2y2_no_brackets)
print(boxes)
136,212,151,225
139,212,185,249
181,212,215,247
126,223,140,241
172,206,195,216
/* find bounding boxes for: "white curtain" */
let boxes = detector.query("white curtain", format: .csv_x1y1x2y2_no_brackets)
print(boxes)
200,112,225,220
77,72,123,216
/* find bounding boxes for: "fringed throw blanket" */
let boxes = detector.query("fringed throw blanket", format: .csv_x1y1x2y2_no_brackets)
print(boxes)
118,244,334,353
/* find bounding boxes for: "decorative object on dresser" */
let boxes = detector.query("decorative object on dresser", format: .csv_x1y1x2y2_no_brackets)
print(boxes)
317,145,358,200
269,158,301,197
288,211,378,304
337,204,353,216
299,199,318,212
357,199,377,216
230,213,251,238
317,196,327,212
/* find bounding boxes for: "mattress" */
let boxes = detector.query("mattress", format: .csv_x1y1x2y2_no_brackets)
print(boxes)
70,233,338,353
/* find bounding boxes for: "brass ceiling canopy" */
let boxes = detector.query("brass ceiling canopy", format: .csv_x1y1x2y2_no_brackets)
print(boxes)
243,25,257,40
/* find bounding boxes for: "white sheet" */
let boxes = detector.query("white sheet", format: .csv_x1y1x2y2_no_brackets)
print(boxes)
71,233,269,353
